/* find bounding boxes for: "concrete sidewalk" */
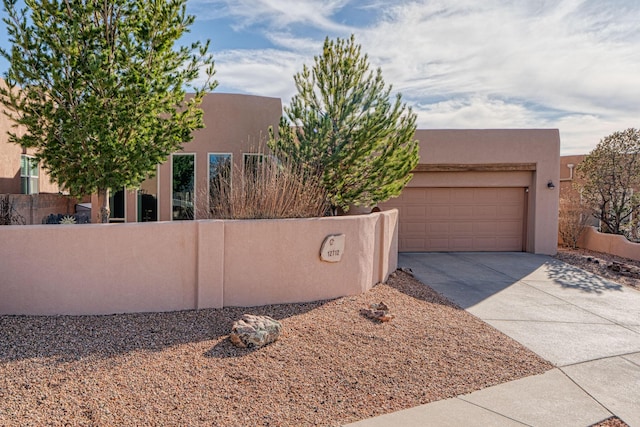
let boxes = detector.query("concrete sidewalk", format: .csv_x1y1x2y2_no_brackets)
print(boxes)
345,252,640,427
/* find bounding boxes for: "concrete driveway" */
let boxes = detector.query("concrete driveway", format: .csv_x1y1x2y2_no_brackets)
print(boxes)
347,252,640,427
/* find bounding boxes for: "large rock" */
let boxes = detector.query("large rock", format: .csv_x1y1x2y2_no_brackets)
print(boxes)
229,314,282,349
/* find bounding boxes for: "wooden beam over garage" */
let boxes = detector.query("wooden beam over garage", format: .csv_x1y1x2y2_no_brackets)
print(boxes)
413,163,537,172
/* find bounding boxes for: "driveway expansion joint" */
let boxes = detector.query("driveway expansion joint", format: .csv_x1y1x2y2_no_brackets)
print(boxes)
454,397,532,426
620,353,640,369
557,367,618,419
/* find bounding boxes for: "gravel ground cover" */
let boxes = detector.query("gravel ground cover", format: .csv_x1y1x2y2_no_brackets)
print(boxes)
0,271,552,426
555,247,640,290
591,417,631,427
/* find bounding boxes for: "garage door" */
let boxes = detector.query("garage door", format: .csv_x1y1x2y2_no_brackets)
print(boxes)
385,187,526,252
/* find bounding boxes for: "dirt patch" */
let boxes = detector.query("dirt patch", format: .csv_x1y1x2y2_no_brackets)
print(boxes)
0,271,552,426
555,247,640,290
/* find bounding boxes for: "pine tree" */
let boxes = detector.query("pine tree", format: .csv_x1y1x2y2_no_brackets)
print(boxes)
269,35,419,213
0,0,216,222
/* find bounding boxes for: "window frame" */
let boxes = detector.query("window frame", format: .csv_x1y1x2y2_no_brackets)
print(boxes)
20,155,39,195
171,152,196,221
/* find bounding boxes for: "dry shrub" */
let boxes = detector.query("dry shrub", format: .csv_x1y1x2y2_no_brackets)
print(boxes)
0,195,26,225
208,153,329,219
559,192,590,248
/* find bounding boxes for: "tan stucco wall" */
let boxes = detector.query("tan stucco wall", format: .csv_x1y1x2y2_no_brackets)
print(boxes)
0,210,398,315
402,129,560,255
579,226,640,261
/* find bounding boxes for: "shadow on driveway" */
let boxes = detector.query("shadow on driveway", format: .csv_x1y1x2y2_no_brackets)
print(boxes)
544,261,623,294
398,252,623,309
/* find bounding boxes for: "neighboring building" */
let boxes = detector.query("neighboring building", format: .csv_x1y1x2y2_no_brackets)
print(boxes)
559,154,586,199
559,154,640,236
0,79,75,224
559,154,600,226
0,90,62,195
0,84,560,254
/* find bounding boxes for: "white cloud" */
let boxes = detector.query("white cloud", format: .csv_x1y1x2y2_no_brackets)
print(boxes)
263,33,324,54
413,96,541,130
213,49,303,99
356,0,640,153
190,0,640,154
191,0,353,32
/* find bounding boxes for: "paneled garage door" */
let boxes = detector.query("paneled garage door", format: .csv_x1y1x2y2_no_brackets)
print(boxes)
385,187,526,252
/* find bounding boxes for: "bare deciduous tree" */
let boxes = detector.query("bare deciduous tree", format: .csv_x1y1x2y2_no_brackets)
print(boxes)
576,128,640,238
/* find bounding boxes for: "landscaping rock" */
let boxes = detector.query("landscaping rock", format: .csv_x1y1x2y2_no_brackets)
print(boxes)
607,261,640,278
229,314,282,348
360,301,395,322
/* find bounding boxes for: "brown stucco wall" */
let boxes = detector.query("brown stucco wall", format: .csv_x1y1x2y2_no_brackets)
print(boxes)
0,87,22,194
2,193,77,224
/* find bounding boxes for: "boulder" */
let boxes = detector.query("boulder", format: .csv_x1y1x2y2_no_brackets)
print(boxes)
229,314,282,349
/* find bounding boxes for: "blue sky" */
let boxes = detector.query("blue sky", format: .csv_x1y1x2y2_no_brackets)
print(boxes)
2,0,640,154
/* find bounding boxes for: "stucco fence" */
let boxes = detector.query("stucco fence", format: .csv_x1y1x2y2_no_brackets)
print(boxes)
2,193,78,225
0,210,398,316
578,226,640,262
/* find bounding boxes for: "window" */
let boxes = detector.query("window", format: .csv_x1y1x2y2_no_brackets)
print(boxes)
138,168,158,222
172,153,195,220
20,155,39,194
209,154,232,211
109,188,126,223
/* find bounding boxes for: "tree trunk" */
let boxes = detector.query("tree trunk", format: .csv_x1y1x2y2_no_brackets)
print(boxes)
99,187,110,224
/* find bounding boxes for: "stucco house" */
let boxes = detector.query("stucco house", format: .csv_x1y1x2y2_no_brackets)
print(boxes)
0,85,560,254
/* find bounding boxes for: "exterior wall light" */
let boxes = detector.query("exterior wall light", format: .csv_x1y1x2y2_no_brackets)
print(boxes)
547,181,555,189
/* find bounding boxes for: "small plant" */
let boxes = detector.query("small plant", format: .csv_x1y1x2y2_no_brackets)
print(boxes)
59,215,77,224
0,195,26,225
208,151,329,220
